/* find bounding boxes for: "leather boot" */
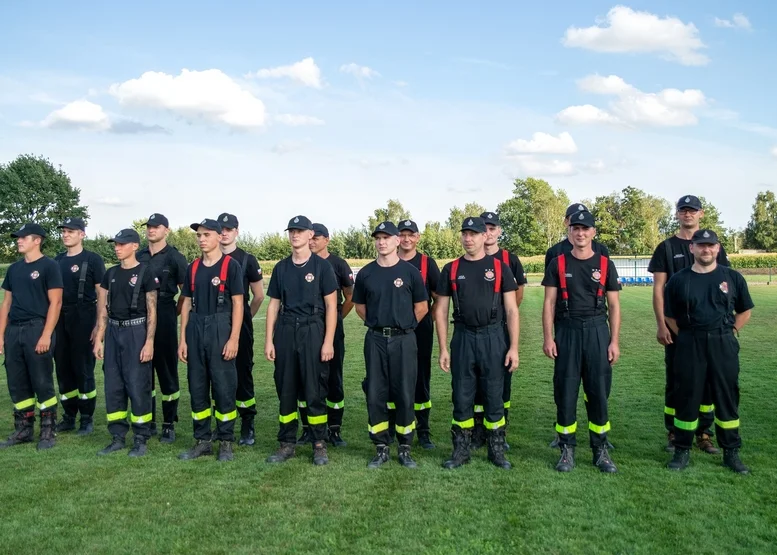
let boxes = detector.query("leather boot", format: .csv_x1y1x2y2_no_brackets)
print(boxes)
443,428,472,469
667,448,691,471
0,411,35,448
160,423,176,444
487,429,512,470
178,439,213,460
328,425,347,447
723,449,750,475
56,414,76,433
417,430,435,450
238,418,255,446
266,442,296,463
37,410,56,450
368,444,390,468
696,433,720,455
296,427,312,445
665,431,676,453
128,435,148,457
398,444,418,469
312,440,329,465
77,416,94,436
555,444,575,472
98,435,127,456
218,441,234,462
592,445,617,473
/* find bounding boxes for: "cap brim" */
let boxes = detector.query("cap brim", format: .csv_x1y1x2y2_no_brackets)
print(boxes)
286,226,311,231
461,227,485,233
107,238,136,244
372,231,397,238
57,224,82,230
677,204,701,210
190,223,220,232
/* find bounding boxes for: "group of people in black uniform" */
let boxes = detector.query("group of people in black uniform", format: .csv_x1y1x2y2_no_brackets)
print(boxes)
0,195,754,473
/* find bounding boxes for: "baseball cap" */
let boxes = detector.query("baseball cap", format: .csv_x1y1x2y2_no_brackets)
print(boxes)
312,223,329,238
190,219,223,233
566,203,589,218
11,223,47,238
57,217,85,231
107,228,141,244
677,195,703,211
461,217,487,233
569,210,596,228
144,213,170,227
691,229,719,245
480,211,500,226
285,215,313,231
371,221,399,237
218,213,239,229
398,219,419,233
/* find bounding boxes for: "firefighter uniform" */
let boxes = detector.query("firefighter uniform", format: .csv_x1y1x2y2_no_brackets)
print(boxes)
53,217,106,435
137,213,188,442
544,204,610,270
542,211,621,473
664,229,753,474
0,223,63,450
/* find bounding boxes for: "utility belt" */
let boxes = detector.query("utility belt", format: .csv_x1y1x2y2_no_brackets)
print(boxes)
555,315,608,329
369,327,412,337
109,317,146,328
8,318,45,327
453,321,503,334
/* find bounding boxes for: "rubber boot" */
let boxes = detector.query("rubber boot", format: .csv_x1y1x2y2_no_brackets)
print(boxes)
487,429,511,470
443,428,472,469
0,411,35,448
37,410,57,450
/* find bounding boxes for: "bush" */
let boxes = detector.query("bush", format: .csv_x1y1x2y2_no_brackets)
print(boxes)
727,254,777,269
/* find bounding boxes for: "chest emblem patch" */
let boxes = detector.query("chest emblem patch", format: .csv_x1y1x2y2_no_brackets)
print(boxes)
591,269,602,282
211,277,221,286
30,271,40,280
305,273,315,283
129,275,138,286
71,265,80,273
484,269,495,281
719,281,728,294
394,278,404,288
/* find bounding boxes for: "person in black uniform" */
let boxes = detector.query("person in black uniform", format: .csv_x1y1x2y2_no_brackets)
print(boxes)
542,210,621,473
178,219,244,463
354,221,429,468
93,228,159,457
265,215,338,466
649,195,730,454
309,223,354,447
398,219,439,450
53,217,106,436
0,223,63,450
664,229,752,474
218,212,265,447
137,213,188,443
435,217,520,470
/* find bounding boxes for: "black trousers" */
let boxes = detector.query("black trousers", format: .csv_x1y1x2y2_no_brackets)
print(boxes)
672,328,742,450
664,334,714,436
473,323,511,421
413,316,433,433
451,323,505,432
365,330,417,445
4,320,58,416
235,312,256,420
104,321,152,438
326,315,346,427
274,315,329,443
186,312,238,441
54,303,97,417
150,300,180,425
553,317,612,448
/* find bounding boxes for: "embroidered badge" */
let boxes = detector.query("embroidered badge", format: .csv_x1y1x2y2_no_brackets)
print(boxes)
211,277,221,286
719,281,728,294
71,265,79,273
30,271,40,280
130,275,138,286
305,273,315,283
592,269,602,282
484,269,495,281
394,278,404,287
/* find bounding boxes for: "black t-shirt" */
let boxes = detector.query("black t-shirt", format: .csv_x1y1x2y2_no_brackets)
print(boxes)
545,239,610,269
136,244,188,301
352,259,428,329
100,263,160,320
181,255,245,315
664,266,753,331
494,248,528,286
226,247,263,306
405,252,440,308
321,253,354,308
2,256,64,323
267,254,338,317
437,256,518,328
542,253,621,322
55,250,106,305
648,236,730,278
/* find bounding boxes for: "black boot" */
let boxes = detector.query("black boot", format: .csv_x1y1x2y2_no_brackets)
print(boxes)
178,439,213,460
218,441,234,462
296,427,312,445
56,414,77,433
665,431,676,453
549,433,560,449
723,449,750,475
0,411,35,448
471,415,486,450
149,422,158,437
443,428,472,469
97,435,127,456
312,440,329,465
160,423,176,444
128,436,148,457
328,425,347,447
77,416,94,436
368,444,390,468
37,410,56,450
592,445,617,473
417,430,435,450
487,429,511,470
238,418,255,446
266,442,296,463
667,448,690,471
398,445,418,469
555,444,575,472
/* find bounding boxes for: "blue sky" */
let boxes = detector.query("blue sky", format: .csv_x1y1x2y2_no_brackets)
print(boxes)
1,1,774,237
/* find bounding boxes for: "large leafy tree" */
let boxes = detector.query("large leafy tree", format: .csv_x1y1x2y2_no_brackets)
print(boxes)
446,202,487,230
744,191,777,250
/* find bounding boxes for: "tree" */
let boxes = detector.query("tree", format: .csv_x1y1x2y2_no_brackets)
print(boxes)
446,202,487,230
367,199,411,231
0,154,89,259
744,191,777,250
418,221,462,259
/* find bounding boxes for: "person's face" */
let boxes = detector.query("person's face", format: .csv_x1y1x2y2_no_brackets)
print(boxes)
220,227,238,247
677,207,703,230
61,228,84,248
288,229,313,248
460,230,485,255
399,230,419,252
309,235,330,254
374,233,399,256
146,225,168,243
196,227,221,253
114,242,138,261
569,225,595,247
16,235,40,254
484,224,500,247
690,242,719,266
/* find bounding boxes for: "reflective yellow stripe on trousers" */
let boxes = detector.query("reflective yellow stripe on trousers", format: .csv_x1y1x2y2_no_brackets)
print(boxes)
369,421,389,434
452,418,475,429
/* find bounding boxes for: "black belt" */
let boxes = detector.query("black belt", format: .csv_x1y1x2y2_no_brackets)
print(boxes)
109,317,146,327
370,327,411,337
453,322,502,334
280,314,323,325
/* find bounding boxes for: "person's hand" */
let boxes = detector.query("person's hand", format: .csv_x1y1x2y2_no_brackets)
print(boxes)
35,333,52,354
321,341,334,362
657,324,673,346
140,341,154,363
93,341,104,360
265,341,275,362
439,349,450,373
608,342,621,364
505,348,519,372
223,338,239,360
543,339,557,360
178,341,188,363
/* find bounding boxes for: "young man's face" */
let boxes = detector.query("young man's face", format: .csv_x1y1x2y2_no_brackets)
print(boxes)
114,242,138,261
146,225,168,243
288,229,313,248
196,227,221,253
677,208,704,230
690,242,719,266
374,233,399,256
569,225,595,248
460,230,485,255
484,224,500,247
16,235,41,254
220,227,238,247
61,228,85,248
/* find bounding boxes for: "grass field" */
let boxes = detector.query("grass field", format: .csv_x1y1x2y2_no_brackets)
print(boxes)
1,286,777,554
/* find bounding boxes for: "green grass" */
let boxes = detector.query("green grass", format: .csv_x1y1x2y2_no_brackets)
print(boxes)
1,287,777,554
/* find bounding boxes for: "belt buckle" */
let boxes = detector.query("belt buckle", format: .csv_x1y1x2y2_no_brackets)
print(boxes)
382,327,392,337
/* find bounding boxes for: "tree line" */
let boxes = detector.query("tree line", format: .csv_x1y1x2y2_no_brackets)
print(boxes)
2,154,777,264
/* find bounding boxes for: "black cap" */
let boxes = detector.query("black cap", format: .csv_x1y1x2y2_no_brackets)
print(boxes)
461,217,487,233
218,213,239,229
190,219,223,233
566,203,589,218
677,195,703,211
107,228,141,244
480,211,500,226
144,213,170,227
398,219,419,233
691,229,719,245
57,217,85,231
11,223,47,238
371,221,399,237
285,215,313,231
312,223,329,238
569,210,596,228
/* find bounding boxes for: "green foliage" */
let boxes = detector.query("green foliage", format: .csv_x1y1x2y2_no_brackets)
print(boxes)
366,199,411,231
744,191,777,251
727,253,777,269
446,202,488,230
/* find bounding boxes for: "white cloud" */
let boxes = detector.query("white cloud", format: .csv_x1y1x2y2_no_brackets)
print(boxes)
42,100,110,131
340,63,381,79
563,6,708,66
274,114,325,126
109,69,267,129
247,57,322,88
578,74,635,95
771,146,777,158
505,131,578,154
714,13,751,30
556,104,622,126
508,156,577,177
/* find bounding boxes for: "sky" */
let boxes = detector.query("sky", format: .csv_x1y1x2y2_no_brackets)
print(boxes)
1,1,775,237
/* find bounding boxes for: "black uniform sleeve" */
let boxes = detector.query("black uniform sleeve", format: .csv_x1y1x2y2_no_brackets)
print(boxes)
180,264,193,298
227,258,245,296
605,259,621,291
426,257,441,294
500,263,518,293
541,258,559,287
142,266,160,292
410,266,429,303
46,259,64,289
267,261,282,300
91,253,107,285
510,253,527,286
436,263,453,297
733,272,754,313
351,266,367,304
718,245,730,267
663,275,678,319
647,241,667,274
337,258,354,289
246,254,263,283
319,260,338,297
173,250,188,287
